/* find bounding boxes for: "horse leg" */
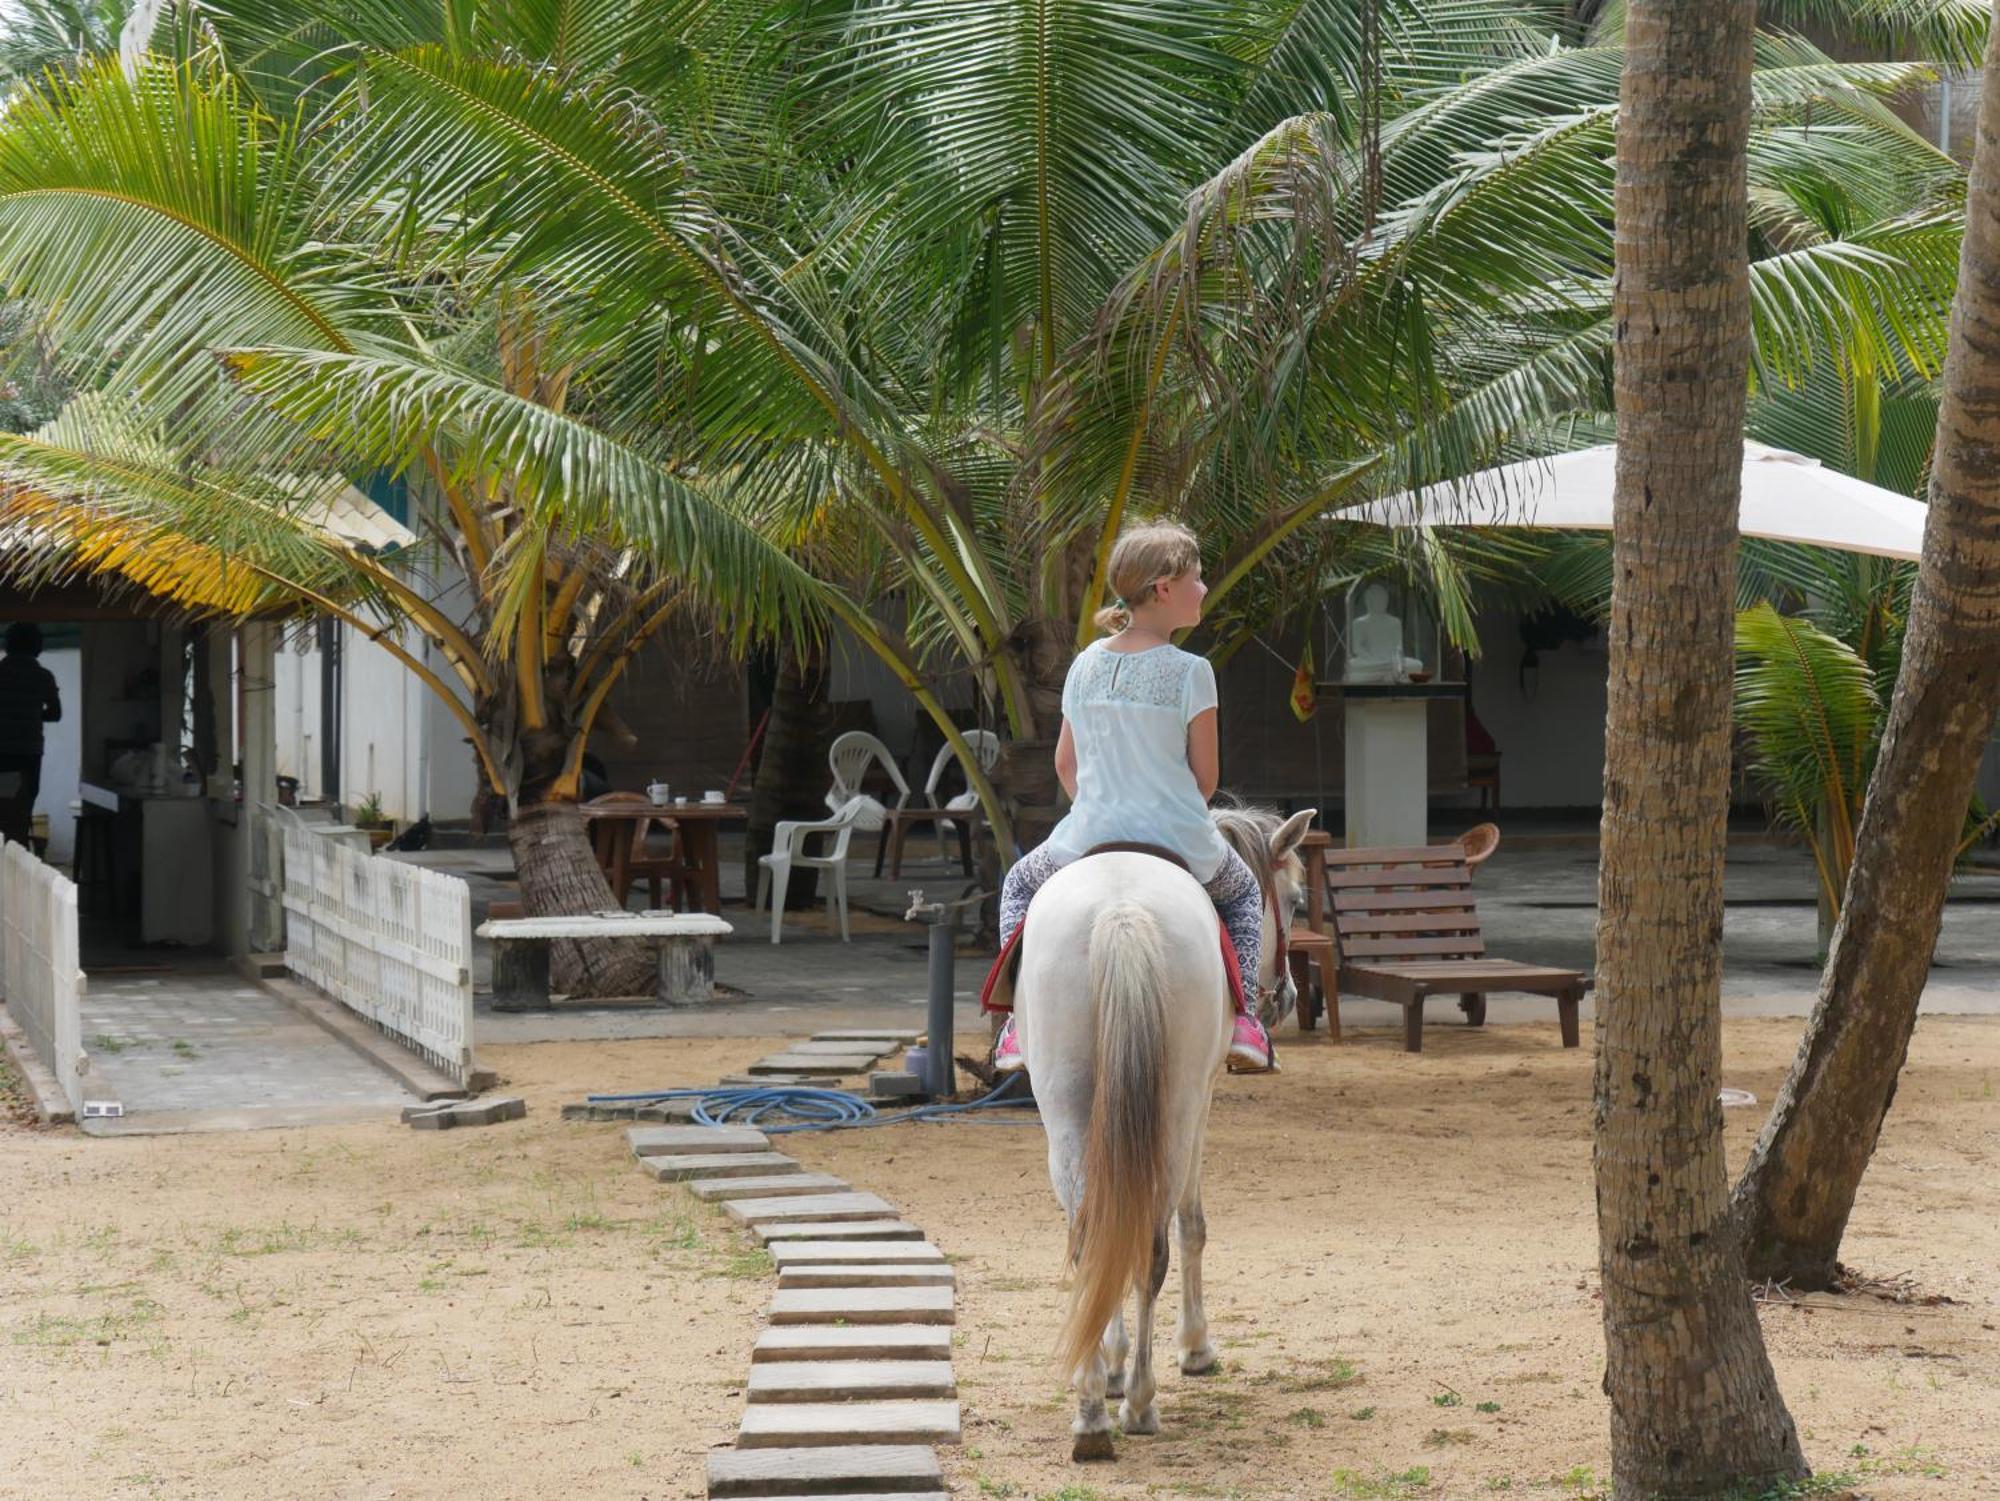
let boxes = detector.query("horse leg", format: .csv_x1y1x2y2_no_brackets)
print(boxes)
1072,1322,1117,1461
1177,1168,1218,1375
1119,1223,1169,1434
1101,1310,1129,1400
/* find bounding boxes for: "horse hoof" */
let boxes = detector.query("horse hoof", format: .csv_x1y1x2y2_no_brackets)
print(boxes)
1072,1429,1116,1463
1119,1402,1159,1435
1180,1347,1219,1376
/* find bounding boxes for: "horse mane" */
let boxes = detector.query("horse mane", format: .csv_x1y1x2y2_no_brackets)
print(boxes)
1210,797,1301,893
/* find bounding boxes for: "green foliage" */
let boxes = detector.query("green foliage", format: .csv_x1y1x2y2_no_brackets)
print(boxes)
1735,602,1881,915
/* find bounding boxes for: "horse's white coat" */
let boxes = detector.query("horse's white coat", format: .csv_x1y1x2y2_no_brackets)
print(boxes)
1016,808,1311,1462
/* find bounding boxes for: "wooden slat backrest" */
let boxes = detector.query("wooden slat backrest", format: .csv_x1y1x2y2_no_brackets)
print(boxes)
1326,847,1485,962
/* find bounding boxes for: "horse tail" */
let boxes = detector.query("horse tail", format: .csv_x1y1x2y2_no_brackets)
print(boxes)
1056,899,1169,1379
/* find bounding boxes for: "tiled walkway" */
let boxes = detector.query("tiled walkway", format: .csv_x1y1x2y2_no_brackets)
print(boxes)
77,968,417,1134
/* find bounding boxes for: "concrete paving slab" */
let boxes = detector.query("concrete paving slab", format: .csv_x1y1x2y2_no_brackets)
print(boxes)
726,1192,897,1226
753,1219,925,1245
630,1124,770,1156
784,1040,896,1057
752,1325,954,1363
639,1152,802,1182
75,971,419,1128
751,1054,879,1076
746,1361,956,1404
722,1074,805,1087
768,1286,954,1325
738,1400,961,1448
766,1241,945,1268
777,1265,954,1290
812,1030,924,1044
706,1444,941,1497
687,1173,850,1202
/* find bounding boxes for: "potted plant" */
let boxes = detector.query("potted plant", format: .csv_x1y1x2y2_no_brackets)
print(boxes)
352,792,393,850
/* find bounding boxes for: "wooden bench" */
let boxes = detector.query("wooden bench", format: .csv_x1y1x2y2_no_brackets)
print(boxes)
1325,845,1587,1053
477,911,732,1010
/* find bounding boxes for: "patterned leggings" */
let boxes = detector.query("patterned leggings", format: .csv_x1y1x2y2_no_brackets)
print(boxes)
999,844,1264,1008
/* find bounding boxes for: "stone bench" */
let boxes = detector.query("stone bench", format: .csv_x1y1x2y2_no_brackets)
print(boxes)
477,911,733,1010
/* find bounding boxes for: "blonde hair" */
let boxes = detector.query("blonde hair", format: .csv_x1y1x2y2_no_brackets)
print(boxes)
1091,519,1202,635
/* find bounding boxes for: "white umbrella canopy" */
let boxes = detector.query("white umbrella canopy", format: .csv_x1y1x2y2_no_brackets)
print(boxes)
1346,442,1927,561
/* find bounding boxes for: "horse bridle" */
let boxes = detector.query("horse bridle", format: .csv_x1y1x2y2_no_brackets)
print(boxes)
1256,875,1297,1023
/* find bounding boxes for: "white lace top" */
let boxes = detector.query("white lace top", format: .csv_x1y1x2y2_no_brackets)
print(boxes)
1042,639,1229,880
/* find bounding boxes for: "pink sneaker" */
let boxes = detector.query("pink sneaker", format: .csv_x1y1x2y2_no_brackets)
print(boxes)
1227,1011,1278,1073
993,1015,1027,1074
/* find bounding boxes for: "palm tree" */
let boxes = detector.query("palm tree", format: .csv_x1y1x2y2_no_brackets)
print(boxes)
0,60,836,994
0,0,1965,936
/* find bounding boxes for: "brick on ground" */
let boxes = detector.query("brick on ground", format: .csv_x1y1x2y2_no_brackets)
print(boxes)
751,1324,953,1363
705,1445,941,1499
687,1173,850,1203
749,1062,878,1081
724,1191,896,1226
776,1264,954,1290
638,1152,801,1183
768,1286,954,1326
753,1219,924,1245
746,1360,956,1404
765,1240,943,1268
737,1399,961,1449
629,1124,769,1156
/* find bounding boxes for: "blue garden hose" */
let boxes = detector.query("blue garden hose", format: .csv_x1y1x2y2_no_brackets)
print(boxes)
585,1079,1038,1133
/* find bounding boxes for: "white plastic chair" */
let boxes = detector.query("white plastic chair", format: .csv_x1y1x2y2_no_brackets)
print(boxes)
921,729,1000,860
825,730,909,832
755,797,866,944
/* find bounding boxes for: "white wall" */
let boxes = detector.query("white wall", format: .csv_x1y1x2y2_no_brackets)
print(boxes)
1463,602,1609,810
273,619,478,825
39,645,81,863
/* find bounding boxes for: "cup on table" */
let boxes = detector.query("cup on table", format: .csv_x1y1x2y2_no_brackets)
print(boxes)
647,781,670,806
702,790,725,804
673,796,688,806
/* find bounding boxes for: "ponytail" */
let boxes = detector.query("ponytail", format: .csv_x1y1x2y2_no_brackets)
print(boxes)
1091,601,1132,635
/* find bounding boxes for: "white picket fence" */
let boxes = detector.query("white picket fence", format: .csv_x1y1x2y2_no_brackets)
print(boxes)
0,840,85,1117
277,815,475,1086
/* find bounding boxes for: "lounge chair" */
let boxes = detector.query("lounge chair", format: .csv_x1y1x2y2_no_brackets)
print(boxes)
1325,844,1588,1052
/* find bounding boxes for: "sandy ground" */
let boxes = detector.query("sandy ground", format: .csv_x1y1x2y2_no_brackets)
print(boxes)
3,1018,1997,1500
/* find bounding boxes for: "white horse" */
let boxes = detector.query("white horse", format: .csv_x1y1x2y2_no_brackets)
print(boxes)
1016,805,1315,1461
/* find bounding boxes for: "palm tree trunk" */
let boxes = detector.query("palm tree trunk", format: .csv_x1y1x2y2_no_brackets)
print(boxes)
744,644,834,905
1594,0,1806,1493
1733,30,2000,1291
991,614,1073,854
507,799,658,997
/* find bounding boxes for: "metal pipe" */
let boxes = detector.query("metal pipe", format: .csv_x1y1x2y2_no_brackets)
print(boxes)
905,888,956,1099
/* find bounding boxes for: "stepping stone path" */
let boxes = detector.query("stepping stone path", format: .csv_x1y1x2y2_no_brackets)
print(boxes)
747,1361,956,1403
751,1054,883,1077
588,1032,963,1498
725,1191,898,1225
753,1218,925,1245
776,1264,955,1290
640,1152,802,1183
688,1173,852,1203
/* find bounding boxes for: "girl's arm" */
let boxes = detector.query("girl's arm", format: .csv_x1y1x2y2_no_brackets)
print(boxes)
1055,718,1078,800
1187,707,1219,800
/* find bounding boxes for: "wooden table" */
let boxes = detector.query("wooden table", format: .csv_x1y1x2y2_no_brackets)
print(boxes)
582,801,747,915
1292,828,1338,1036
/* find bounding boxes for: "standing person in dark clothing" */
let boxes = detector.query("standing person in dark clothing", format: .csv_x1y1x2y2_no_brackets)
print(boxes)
0,623,61,847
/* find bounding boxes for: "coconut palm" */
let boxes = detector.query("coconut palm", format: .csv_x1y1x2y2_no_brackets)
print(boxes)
0,0,1969,907
0,59,843,993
